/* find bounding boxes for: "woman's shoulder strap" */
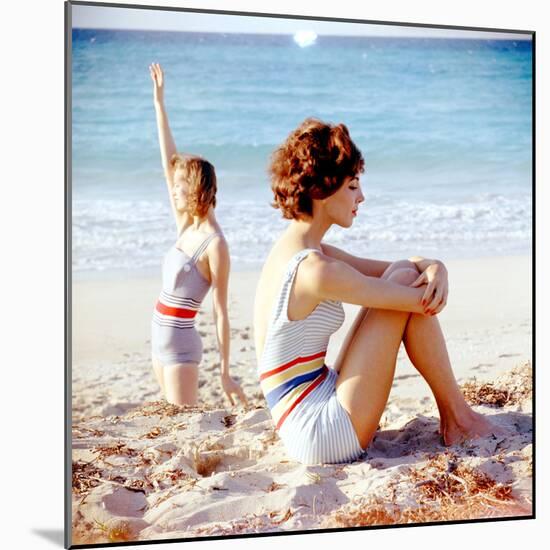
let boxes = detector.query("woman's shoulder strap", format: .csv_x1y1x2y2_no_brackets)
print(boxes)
272,248,322,323
191,232,221,262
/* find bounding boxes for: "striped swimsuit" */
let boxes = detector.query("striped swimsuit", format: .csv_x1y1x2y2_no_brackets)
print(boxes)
258,248,366,465
151,231,219,366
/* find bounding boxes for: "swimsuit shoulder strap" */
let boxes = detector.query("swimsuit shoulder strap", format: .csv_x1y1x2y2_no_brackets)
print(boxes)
273,248,322,324
190,232,221,263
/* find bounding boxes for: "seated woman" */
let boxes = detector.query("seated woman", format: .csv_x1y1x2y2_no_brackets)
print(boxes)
253,117,503,465
149,62,246,408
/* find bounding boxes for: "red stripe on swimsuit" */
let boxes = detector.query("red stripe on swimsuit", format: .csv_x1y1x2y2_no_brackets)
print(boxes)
155,301,198,318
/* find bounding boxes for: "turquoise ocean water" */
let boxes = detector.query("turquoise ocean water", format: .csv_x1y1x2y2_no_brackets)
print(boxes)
71,29,532,274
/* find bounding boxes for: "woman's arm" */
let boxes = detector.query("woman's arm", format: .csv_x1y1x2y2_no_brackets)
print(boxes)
319,244,448,313
209,238,248,406
149,63,188,231
303,253,439,315
409,255,445,273
150,63,176,178
408,255,449,313
320,242,391,278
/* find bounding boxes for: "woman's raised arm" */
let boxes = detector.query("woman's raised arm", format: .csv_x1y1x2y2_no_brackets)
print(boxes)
149,62,186,228
150,63,177,177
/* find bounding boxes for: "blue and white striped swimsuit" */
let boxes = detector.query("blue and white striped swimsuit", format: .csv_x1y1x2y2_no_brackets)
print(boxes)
258,248,366,465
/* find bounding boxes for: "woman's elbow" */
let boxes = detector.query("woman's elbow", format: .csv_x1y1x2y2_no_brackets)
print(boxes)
213,304,229,323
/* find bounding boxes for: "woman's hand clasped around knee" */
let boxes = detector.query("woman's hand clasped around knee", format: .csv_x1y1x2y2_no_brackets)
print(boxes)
410,261,448,315
221,373,248,407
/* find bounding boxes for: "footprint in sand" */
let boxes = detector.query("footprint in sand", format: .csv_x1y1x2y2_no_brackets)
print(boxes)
472,363,494,370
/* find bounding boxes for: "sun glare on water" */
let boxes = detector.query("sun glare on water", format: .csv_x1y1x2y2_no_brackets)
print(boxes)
293,30,318,48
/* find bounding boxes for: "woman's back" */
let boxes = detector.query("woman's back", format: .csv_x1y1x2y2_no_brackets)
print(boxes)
254,246,365,465
254,240,328,359
255,248,345,426
152,230,220,366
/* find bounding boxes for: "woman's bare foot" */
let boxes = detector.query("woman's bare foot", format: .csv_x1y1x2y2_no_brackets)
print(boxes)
440,409,510,446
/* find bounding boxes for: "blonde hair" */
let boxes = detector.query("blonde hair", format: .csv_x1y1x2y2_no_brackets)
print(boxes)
170,153,217,217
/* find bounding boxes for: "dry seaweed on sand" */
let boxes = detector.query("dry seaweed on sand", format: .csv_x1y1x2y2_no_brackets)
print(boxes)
325,490,528,528
324,452,530,528
460,381,511,407
72,460,103,496
72,425,105,437
73,458,155,497
124,400,218,420
91,441,139,459
222,414,237,428
408,452,514,503
460,361,532,407
139,426,163,439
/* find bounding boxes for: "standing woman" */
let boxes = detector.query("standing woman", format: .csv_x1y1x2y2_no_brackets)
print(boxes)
149,62,246,408
254,117,503,465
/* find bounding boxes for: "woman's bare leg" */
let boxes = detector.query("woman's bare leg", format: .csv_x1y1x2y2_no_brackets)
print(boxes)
333,260,414,375
335,267,417,449
402,312,506,445
163,363,199,406
152,357,199,406
335,261,505,449
152,356,166,396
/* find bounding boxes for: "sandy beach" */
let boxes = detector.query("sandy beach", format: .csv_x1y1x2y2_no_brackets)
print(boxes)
70,255,532,545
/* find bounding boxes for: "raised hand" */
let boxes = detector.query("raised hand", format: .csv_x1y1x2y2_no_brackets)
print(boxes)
149,62,165,105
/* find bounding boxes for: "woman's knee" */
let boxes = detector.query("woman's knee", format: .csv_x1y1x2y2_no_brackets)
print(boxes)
386,267,418,286
382,260,419,279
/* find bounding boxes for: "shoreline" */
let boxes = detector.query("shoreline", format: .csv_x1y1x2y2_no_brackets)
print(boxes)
71,251,532,284
72,254,532,383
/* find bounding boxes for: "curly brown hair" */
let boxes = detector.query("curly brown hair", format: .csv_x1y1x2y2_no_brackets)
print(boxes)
269,118,364,220
170,153,217,218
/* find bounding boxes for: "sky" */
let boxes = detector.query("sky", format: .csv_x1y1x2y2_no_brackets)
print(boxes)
71,3,532,40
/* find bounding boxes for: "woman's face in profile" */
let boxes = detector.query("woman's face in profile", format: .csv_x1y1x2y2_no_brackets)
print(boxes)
172,170,190,212
322,175,365,228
